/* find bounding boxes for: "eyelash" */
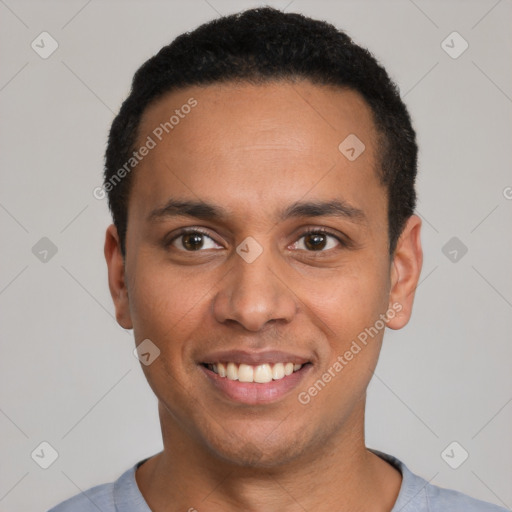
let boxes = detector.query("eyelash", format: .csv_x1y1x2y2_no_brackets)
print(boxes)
294,228,346,250
165,227,218,250
166,227,347,252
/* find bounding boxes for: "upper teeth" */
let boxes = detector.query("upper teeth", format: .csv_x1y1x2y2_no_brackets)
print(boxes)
207,362,303,383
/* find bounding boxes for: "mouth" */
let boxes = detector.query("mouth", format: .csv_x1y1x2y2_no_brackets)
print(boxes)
198,350,313,404
202,361,306,383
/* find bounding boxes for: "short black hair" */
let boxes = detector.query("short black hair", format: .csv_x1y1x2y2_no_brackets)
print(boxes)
105,7,417,256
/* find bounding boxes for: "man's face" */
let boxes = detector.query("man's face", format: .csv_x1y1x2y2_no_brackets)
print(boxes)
107,81,419,466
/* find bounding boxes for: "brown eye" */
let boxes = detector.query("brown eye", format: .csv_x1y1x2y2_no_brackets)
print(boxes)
169,230,222,251
304,233,328,251
182,232,205,250
292,230,341,252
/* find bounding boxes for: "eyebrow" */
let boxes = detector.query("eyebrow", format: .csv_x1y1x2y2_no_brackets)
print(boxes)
148,200,229,222
280,199,366,224
147,198,367,224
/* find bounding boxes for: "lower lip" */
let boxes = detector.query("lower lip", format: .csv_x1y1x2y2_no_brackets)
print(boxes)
200,364,312,405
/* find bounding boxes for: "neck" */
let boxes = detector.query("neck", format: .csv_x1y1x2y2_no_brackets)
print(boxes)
136,399,402,512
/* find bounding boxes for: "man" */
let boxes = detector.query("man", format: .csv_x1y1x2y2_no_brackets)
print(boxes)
49,7,506,512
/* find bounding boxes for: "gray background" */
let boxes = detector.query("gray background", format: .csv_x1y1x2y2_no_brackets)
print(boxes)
0,0,511,510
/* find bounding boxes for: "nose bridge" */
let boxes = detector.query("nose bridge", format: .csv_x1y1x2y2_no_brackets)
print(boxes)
212,240,297,331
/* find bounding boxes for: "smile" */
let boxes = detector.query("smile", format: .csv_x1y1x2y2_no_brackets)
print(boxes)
205,362,304,383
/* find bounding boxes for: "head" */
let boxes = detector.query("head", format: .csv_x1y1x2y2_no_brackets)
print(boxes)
104,8,422,468
105,7,417,257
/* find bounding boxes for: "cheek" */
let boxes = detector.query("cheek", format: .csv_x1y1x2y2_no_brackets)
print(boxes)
295,262,389,419
298,254,391,347
127,255,211,352
126,258,212,404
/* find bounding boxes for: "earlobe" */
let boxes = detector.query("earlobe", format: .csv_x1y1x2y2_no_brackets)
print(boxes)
386,215,423,330
104,224,133,329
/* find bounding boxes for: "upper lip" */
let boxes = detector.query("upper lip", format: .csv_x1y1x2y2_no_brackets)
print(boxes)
200,349,312,366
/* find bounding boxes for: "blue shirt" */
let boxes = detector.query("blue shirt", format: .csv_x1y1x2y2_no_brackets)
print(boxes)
48,450,508,511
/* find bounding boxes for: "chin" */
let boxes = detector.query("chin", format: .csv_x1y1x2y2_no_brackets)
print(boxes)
203,422,310,469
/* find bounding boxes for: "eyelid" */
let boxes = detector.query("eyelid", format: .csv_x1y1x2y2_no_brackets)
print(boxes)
166,227,223,249
294,227,349,248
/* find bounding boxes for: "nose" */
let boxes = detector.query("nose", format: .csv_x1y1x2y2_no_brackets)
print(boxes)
212,246,298,332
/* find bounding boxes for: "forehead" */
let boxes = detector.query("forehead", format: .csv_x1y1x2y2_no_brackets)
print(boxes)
131,80,384,225
138,80,378,153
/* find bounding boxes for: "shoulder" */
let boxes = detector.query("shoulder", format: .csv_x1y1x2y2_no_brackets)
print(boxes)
370,449,508,512
423,483,507,511
47,460,150,512
47,481,115,511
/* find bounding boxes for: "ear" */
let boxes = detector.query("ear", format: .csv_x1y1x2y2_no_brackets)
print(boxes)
104,224,133,329
386,215,423,330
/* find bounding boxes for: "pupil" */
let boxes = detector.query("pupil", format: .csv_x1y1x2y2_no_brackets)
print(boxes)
183,233,203,250
305,233,326,250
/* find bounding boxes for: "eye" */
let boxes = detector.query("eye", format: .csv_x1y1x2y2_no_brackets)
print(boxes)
292,229,342,252
169,229,222,251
